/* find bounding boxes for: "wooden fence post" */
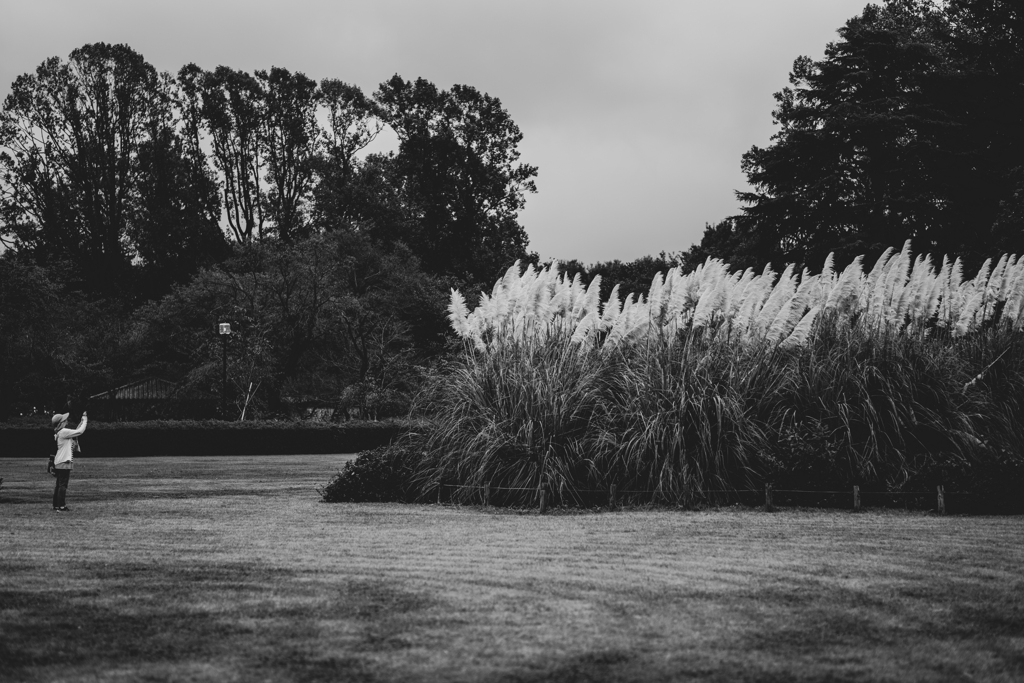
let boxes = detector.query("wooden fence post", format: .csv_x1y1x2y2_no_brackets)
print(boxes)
609,484,617,510
853,485,861,512
937,484,945,515
765,483,774,512
483,483,491,506
539,486,548,514
437,483,443,505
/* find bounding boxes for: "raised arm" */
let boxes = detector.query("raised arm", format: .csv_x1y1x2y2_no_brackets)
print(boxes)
63,413,88,438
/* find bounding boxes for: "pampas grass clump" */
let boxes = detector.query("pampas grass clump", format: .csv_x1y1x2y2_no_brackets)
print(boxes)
394,242,1024,508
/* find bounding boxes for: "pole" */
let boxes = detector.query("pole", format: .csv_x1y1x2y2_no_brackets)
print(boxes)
221,334,228,419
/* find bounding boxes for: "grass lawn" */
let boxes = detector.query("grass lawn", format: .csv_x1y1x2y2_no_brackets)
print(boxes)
1,455,1022,682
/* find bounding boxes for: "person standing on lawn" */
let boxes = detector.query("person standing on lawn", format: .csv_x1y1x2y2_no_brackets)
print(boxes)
52,410,87,512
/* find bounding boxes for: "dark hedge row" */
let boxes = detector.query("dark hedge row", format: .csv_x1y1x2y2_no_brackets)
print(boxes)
0,419,415,457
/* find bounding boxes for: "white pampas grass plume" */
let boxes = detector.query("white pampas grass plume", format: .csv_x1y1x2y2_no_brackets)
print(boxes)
865,247,895,295
953,288,985,337
448,288,472,339
570,309,601,346
781,305,821,349
906,254,934,322
601,284,622,326
581,275,603,320
647,271,666,320
766,292,807,345
692,277,729,329
501,260,522,287
755,264,795,334
822,252,835,281
1001,263,1024,329
824,256,864,315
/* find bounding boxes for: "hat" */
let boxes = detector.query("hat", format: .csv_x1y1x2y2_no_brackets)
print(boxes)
51,413,68,429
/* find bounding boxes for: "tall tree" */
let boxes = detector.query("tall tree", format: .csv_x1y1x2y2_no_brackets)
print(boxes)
132,118,228,298
0,43,168,293
258,67,320,241
1,45,229,298
374,76,537,284
311,79,385,232
714,0,1024,271
194,65,268,244
945,0,1024,255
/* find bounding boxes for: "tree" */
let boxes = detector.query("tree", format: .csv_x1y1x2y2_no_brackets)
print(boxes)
374,76,537,285
132,93,229,298
137,232,447,418
722,1,1024,271
0,254,72,416
945,0,1024,255
258,67,320,241
1,45,230,298
1,43,168,293
310,79,384,233
677,219,760,272
557,252,683,303
194,65,268,244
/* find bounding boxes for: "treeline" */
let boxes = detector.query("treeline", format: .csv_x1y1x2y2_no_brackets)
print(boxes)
0,44,538,297
0,42,669,419
0,43,543,417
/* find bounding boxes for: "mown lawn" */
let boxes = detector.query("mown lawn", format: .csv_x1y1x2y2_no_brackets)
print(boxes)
1,455,1022,683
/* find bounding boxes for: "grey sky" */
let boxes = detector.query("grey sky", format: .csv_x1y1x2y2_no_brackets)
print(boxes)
1,0,869,264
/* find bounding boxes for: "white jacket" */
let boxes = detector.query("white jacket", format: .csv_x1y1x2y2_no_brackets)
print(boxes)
54,415,87,468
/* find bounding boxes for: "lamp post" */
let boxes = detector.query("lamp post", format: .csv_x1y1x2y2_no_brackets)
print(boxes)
218,322,231,419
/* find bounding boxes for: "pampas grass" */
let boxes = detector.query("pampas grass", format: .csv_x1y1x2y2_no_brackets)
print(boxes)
398,243,1024,507
449,241,1024,354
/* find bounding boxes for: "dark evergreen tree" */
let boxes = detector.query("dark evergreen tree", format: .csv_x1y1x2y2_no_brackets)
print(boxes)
704,0,1024,271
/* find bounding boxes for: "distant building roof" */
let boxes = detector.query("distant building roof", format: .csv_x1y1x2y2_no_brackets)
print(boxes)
90,378,177,401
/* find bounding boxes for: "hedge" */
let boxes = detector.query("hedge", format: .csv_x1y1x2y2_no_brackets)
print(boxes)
0,419,416,457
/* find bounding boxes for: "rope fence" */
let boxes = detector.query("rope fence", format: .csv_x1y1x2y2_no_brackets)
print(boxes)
432,482,1000,515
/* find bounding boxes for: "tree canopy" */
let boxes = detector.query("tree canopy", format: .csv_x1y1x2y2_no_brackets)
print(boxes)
2,46,539,303
0,43,228,296
0,43,538,416
689,0,1024,272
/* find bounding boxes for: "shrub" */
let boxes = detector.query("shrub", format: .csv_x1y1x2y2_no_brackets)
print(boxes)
319,441,423,503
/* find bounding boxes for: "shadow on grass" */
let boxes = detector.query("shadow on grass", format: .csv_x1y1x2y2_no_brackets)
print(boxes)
728,575,1024,681
0,486,277,505
0,564,440,683
500,572,1024,683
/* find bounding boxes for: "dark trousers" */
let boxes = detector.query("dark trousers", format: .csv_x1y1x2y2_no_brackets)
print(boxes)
52,469,70,508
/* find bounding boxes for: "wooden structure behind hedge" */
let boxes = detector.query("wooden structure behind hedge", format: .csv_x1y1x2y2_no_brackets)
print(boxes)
88,379,218,421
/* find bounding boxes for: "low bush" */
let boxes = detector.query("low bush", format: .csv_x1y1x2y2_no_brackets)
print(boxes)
319,441,423,503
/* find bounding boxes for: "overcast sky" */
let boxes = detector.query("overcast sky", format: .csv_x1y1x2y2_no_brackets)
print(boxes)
1,0,869,264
